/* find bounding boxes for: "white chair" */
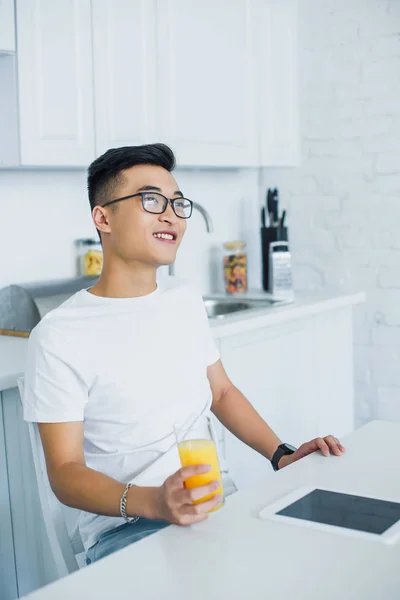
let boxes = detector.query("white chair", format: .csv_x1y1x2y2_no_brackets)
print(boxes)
17,377,86,576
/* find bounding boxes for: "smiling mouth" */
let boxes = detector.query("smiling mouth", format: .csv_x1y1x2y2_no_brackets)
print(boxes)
153,232,177,244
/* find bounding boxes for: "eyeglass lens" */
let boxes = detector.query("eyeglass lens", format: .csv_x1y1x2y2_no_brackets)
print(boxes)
142,192,192,219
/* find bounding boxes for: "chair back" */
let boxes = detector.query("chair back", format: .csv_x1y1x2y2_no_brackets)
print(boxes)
17,377,84,576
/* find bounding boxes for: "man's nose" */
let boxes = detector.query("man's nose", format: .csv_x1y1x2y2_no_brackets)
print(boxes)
159,201,178,224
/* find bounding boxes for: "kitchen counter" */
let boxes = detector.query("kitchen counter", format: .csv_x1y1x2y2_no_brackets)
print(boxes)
208,289,364,337
0,290,365,392
22,420,400,600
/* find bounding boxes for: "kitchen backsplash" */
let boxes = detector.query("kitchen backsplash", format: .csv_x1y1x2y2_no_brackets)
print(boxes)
0,167,263,294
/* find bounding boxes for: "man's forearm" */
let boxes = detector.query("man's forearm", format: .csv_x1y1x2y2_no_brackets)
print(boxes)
51,462,158,520
211,383,281,461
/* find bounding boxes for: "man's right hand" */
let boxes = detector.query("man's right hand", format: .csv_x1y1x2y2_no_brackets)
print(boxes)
153,464,222,525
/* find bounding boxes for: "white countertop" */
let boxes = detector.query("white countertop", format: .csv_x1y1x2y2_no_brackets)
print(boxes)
23,420,400,600
208,289,365,337
0,290,365,392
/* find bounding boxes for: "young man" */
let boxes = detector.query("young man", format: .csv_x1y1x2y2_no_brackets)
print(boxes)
23,144,345,564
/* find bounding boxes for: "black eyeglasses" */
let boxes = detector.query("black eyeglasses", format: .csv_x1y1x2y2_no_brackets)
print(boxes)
102,192,193,219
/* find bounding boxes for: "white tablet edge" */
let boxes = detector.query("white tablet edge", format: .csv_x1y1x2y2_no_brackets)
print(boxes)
258,485,400,545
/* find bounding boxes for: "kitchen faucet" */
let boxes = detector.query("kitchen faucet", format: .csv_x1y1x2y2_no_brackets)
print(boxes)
168,201,214,276
191,202,214,234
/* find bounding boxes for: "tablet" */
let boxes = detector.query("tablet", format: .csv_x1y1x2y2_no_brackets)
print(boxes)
259,486,400,544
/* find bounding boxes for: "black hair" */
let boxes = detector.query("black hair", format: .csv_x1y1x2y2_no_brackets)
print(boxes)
87,143,176,211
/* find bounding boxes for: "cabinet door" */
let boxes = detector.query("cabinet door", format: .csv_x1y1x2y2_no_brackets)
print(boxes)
0,0,15,52
314,308,355,438
254,0,300,166
92,0,157,155
16,0,95,166
156,0,257,167
3,388,56,596
0,394,18,600
220,320,316,489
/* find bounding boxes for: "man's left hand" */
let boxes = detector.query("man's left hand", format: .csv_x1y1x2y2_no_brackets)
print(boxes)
279,435,346,469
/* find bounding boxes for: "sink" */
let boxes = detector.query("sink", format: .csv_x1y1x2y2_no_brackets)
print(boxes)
203,296,292,319
203,299,253,319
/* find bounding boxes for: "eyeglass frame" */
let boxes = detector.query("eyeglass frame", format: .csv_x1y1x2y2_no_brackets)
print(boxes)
101,192,193,219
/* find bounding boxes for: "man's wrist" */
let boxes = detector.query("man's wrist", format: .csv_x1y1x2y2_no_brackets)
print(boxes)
277,453,293,469
278,454,290,471
125,485,160,520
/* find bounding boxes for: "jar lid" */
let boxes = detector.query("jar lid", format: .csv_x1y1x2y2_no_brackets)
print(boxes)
223,241,246,251
75,238,100,246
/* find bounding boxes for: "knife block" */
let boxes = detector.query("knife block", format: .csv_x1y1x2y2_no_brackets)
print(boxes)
261,227,288,292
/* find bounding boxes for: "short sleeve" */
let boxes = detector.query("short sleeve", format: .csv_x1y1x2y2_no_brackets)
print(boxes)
23,324,88,423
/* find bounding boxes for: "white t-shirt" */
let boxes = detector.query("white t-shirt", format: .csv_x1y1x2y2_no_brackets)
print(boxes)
23,277,220,551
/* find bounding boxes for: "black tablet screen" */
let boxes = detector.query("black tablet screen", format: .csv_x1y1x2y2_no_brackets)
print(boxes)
277,489,400,535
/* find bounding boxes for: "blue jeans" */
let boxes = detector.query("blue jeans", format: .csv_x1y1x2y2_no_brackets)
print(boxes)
86,518,169,564
85,475,237,564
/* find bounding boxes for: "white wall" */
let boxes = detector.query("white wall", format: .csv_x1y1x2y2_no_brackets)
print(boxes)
0,170,92,286
264,0,400,426
0,168,261,293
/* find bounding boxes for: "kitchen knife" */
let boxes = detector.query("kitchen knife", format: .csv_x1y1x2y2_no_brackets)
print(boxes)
272,188,279,225
267,189,275,227
269,212,275,227
267,189,272,217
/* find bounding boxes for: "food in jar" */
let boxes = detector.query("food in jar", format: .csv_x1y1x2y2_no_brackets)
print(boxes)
83,249,103,276
223,242,247,294
75,239,103,276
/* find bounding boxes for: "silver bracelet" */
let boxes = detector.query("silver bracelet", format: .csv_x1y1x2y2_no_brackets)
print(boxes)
120,483,140,524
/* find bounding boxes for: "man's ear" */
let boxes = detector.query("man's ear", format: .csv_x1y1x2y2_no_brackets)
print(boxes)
92,206,112,235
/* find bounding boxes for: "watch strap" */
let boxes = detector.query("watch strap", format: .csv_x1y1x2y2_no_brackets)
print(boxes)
271,443,296,472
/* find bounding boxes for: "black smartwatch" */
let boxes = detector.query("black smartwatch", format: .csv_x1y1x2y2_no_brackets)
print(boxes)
271,443,297,471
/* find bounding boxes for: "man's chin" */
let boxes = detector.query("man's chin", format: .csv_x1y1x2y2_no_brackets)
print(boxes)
154,254,177,267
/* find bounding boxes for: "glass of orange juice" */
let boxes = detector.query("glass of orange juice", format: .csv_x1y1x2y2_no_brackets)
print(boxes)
174,414,224,512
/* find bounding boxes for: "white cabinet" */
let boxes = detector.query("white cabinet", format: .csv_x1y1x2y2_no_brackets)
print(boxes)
156,0,258,167
1,387,59,599
15,0,95,166
0,0,15,52
94,0,299,167
1,0,299,168
220,319,316,489
313,308,354,438
218,306,356,490
254,0,300,166
0,395,18,600
92,0,157,155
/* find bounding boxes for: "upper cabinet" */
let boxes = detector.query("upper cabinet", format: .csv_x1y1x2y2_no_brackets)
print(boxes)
92,0,157,155
15,0,95,166
255,0,300,166
156,0,258,168
0,0,299,168
0,0,15,53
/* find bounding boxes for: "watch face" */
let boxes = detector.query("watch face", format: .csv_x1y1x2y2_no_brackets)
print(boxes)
283,443,297,453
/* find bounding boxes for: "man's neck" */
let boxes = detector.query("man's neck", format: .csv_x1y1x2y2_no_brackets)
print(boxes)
88,260,158,299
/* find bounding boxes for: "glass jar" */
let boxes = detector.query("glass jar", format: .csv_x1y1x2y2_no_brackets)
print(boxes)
75,239,103,276
223,241,247,294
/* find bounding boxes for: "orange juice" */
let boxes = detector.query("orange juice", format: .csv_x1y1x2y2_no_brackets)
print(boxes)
178,438,224,511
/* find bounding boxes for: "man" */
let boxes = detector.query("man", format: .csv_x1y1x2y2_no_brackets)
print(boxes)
23,144,345,564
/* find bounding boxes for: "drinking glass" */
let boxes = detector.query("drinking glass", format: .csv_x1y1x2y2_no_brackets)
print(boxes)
174,414,224,512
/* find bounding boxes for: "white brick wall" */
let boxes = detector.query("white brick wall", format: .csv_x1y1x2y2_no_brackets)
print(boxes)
263,0,400,426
